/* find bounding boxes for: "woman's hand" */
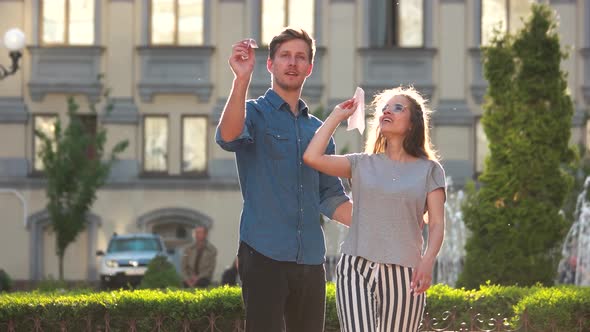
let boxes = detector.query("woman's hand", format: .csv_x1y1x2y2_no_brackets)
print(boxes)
411,256,435,295
329,98,358,123
411,188,445,295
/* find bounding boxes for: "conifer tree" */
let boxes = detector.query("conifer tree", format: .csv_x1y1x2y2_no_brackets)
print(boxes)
458,4,575,288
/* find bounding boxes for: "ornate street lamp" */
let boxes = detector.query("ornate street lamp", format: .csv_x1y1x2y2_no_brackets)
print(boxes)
0,28,25,80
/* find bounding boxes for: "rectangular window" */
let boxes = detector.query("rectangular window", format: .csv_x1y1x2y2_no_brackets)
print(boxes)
33,115,58,172
182,116,207,175
369,0,423,48
261,0,314,45
475,117,489,174
143,116,169,173
481,0,533,45
41,0,94,45
151,0,204,45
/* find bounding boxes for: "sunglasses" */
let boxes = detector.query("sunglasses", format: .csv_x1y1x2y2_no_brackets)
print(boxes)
382,103,407,113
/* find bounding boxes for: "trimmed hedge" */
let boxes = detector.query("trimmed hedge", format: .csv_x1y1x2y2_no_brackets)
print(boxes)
0,283,588,331
0,287,243,331
425,284,590,331
512,286,590,331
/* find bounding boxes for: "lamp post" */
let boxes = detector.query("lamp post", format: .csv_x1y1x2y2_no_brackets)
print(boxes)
0,28,25,80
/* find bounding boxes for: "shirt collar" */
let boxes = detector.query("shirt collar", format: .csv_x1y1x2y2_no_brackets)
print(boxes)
264,89,309,117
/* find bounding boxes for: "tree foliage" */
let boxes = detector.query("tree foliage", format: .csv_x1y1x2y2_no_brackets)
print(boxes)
457,4,575,288
36,90,128,280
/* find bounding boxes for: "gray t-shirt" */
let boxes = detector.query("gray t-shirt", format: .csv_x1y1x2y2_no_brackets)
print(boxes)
341,153,446,268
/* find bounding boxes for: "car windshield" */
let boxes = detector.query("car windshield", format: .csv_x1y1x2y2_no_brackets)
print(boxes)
107,238,162,253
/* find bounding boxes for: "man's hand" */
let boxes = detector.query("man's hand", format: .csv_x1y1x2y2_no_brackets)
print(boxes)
218,39,257,142
229,39,257,80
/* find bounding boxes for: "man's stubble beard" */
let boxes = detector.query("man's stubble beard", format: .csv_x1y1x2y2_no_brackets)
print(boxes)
273,75,307,93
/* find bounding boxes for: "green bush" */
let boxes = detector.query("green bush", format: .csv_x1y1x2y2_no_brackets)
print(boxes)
35,276,69,292
138,255,182,289
513,286,590,330
0,287,243,331
325,283,339,331
459,2,576,289
0,269,12,292
0,283,588,331
33,276,95,292
425,283,540,330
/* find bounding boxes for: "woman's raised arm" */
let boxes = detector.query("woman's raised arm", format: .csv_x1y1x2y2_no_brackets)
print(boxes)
303,99,357,178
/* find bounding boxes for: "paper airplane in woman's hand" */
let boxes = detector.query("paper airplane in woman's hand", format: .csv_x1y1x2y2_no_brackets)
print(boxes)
347,87,365,135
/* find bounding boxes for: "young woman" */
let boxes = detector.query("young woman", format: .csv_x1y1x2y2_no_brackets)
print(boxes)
303,86,446,332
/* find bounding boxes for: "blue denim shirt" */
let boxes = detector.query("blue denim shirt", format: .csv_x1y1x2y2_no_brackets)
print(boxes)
216,89,349,265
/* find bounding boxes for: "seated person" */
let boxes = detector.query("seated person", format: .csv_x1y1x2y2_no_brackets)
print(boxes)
181,225,217,288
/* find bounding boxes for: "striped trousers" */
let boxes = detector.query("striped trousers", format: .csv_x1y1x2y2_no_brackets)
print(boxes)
336,254,425,332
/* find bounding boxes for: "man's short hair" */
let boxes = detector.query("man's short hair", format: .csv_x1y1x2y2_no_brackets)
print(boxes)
269,28,315,64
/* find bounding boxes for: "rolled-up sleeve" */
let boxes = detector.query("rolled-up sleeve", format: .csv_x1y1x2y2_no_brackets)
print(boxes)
215,105,255,152
318,137,350,219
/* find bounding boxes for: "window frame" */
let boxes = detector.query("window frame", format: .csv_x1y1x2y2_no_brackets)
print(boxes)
368,0,425,48
39,0,96,46
480,0,536,46
142,114,170,176
148,0,205,46
32,114,59,175
259,0,316,46
474,116,489,177
180,114,208,177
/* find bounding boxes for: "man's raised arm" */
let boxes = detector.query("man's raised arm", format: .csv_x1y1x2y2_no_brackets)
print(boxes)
218,39,257,142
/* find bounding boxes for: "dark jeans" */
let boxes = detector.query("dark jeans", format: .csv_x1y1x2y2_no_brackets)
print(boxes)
237,241,326,332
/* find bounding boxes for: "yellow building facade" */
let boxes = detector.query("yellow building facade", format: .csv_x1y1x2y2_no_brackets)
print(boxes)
0,0,588,283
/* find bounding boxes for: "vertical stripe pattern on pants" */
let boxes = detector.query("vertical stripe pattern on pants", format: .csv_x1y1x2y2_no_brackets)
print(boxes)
336,254,426,332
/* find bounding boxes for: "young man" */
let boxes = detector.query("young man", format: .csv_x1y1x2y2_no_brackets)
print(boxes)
216,28,352,332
